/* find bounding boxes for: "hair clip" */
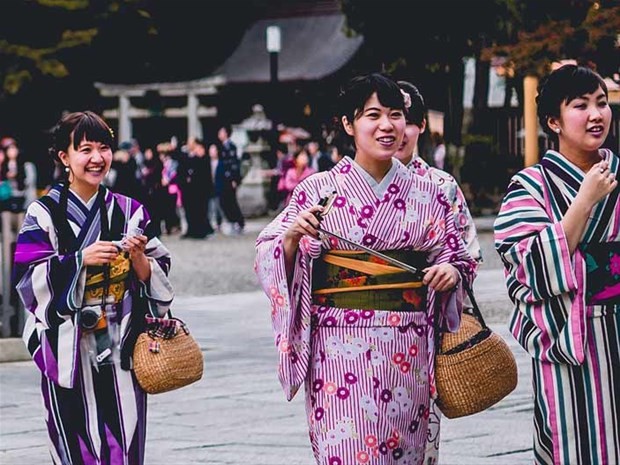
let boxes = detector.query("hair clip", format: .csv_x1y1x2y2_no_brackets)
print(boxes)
400,89,412,110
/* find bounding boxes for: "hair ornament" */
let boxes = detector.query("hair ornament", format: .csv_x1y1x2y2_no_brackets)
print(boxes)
400,89,412,110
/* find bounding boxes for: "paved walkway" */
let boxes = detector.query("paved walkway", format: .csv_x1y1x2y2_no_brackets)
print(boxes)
0,271,534,465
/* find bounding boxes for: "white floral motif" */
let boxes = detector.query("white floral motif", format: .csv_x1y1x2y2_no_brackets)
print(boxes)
348,225,364,242
386,400,401,418
360,395,379,423
325,335,345,358
369,350,386,366
369,327,395,342
324,418,355,445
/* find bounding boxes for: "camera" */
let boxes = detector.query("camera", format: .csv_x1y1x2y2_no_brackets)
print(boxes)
80,305,106,331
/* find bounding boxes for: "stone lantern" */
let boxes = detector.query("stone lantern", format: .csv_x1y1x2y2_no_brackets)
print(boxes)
233,104,273,217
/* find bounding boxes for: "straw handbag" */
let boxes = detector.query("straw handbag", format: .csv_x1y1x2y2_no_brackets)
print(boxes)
434,285,518,419
133,315,204,394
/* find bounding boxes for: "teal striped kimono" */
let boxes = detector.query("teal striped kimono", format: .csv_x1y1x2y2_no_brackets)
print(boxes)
494,149,620,465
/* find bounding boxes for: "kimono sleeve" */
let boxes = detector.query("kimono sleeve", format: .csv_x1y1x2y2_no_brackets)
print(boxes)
254,181,322,401
125,198,174,317
494,172,583,364
429,190,478,331
14,201,85,388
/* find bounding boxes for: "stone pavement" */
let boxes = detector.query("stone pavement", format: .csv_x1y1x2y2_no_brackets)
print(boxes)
0,215,537,464
0,270,534,465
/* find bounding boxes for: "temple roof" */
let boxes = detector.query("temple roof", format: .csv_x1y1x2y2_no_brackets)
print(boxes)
213,13,363,84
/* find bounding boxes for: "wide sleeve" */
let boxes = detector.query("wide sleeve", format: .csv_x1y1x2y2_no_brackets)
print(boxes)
429,190,478,332
14,201,85,388
452,182,482,263
126,198,174,316
494,172,584,364
254,181,323,401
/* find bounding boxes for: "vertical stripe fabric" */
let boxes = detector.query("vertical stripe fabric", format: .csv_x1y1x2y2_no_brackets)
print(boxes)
14,185,173,465
256,157,477,464
495,149,620,464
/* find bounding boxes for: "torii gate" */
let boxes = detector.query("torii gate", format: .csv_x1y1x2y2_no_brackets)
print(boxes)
94,75,226,143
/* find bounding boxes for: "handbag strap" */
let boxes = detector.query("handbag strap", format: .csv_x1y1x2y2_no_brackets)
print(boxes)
433,282,488,355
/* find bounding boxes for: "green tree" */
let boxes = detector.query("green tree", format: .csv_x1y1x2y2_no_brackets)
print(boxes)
482,0,620,80
340,0,518,146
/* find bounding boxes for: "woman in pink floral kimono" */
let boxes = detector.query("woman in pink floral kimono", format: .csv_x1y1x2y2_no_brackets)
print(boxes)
255,73,477,465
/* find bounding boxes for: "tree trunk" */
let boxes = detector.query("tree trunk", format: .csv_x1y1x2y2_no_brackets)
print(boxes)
471,58,490,134
444,58,465,146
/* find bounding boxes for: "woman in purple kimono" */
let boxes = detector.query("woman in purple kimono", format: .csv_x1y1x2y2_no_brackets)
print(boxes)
495,65,618,464
14,111,174,465
255,73,477,465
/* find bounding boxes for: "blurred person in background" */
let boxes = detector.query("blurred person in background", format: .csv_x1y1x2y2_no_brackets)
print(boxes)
280,148,316,206
178,138,213,239
217,124,245,234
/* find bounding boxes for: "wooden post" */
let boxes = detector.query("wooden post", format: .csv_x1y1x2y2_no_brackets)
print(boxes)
523,75,539,167
1,212,14,337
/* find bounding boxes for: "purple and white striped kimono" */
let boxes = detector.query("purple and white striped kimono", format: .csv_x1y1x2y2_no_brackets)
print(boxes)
14,185,174,465
255,157,476,465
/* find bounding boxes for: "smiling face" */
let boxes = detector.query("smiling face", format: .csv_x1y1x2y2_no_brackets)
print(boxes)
549,85,612,159
59,132,113,200
342,92,405,167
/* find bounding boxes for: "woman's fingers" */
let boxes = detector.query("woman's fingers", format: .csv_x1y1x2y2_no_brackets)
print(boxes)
423,264,459,291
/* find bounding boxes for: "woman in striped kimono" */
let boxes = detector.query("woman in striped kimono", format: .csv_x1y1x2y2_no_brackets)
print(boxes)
394,80,482,461
494,65,617,464
14,111,174,465
255,73,477,465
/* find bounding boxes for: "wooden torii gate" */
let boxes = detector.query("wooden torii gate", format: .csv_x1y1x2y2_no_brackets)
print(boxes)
94,75,226,143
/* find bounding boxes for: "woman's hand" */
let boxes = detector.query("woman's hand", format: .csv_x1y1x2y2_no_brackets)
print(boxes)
283,205,324,249
82,241,120,266
124,235,151,282
577,160,618,209
422,263,461,292
282,205,324,280
123,234,148,261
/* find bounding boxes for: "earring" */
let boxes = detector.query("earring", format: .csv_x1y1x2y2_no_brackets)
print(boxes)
554,128,561,134
64,166,70,173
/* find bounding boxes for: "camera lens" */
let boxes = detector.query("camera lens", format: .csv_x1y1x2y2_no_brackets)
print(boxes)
81,307,101,330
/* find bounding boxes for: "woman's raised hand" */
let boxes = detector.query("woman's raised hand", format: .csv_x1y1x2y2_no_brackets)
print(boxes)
284,205,324,245
578,160,618,208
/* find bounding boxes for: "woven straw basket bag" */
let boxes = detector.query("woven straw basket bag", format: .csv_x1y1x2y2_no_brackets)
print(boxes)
133,317,204,394
435,286,518,419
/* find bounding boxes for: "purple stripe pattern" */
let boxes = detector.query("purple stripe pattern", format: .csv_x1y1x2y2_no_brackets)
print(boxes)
15,185,173,465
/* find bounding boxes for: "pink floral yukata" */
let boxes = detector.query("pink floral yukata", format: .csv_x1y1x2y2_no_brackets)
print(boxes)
255,157,477,464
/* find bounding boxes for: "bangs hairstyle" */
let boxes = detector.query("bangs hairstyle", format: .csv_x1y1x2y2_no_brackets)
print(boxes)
536,65,608,139
397,80,426,126
49,111,115,163
338,73,405,124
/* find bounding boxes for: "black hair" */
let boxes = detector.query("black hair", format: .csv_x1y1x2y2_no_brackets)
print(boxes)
49,111,115,164
219,124,232,138
397,80,427,127
536,65,608,140
338,73,406,125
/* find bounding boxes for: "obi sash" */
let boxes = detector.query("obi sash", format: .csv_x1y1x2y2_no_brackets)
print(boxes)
311,250,428,311
583,241,620,306
84,253,132,306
